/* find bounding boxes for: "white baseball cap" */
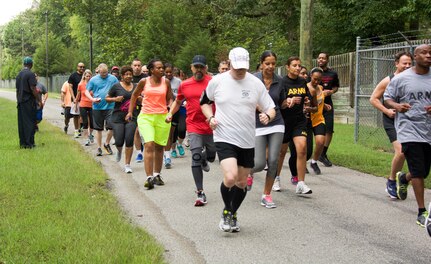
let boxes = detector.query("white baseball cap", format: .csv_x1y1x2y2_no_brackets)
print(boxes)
229,47,249,70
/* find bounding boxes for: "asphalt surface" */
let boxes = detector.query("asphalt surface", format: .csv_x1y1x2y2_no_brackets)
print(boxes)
2,90,430,264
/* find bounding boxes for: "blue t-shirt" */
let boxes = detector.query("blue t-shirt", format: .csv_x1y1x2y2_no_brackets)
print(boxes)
86,74,118,110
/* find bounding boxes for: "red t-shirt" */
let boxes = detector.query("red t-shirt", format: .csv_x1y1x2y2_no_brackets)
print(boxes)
177,75,214,135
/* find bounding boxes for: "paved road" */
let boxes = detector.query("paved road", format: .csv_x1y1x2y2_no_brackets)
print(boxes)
2,90,430,263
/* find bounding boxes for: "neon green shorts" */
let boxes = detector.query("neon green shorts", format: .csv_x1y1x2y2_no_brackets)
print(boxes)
137,113,171,146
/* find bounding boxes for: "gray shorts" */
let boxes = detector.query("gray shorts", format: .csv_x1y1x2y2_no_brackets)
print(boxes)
92,109,113,131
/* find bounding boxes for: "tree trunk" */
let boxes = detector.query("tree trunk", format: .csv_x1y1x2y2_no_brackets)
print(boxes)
299,0,314,69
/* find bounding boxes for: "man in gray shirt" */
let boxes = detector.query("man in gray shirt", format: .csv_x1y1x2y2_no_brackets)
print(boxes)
384,44,431,230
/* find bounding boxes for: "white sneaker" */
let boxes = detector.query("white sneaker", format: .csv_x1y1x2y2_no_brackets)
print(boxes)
272,176,281,191
124,165,132,173
296,181,312,195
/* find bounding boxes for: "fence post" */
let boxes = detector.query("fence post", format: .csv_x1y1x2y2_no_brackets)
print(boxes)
354,37,361,143
349,52,355,108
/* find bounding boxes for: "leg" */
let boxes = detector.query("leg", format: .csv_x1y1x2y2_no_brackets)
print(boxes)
390,140,405,181
264,133,283,195
293,136,307,182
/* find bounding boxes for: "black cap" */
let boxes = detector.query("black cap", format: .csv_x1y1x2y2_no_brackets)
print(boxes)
192,55,206,66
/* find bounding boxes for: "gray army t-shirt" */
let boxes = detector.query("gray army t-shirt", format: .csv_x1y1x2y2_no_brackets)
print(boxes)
384,68,431,144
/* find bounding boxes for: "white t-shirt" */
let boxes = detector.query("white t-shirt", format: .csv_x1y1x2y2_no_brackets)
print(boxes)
205,71,275,148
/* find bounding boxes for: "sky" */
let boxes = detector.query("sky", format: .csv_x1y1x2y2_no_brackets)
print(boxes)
0,0,33,26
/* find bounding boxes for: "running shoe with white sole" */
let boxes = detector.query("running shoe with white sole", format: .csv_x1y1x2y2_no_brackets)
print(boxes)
202,160,210,172
291,176,298,185
385,179,398,199
247,174,253,191
194,191,207,206
135,152,143,163
272,176,281,192
164,157,172,169
74,130,80,138
144,177,154,190
395,171,408,200
219,210,232,232
231,212,240,233
296,181,312,195
177,145,185,156
104,143,113,155
417,210,429,227
153,175,165,186
261,194,277,209
124,165,132,174
310,162,321,175
96,148,103,156
171,150,177,158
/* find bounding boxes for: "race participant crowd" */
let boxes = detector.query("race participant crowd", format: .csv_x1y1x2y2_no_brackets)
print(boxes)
16,45,431,236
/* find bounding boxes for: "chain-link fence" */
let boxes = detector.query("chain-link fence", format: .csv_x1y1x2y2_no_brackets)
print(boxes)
354,30,431,151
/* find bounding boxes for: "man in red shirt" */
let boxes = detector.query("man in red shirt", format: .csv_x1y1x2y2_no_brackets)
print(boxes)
166,55,215,206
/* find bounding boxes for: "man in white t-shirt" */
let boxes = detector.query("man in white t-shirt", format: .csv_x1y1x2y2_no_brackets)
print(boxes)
200,47,276,233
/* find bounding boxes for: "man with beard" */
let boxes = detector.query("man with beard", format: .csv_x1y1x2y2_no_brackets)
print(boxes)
166,55,215,206
68,62,85,137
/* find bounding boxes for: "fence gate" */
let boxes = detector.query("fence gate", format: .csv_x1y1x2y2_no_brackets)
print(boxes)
354,31,430,151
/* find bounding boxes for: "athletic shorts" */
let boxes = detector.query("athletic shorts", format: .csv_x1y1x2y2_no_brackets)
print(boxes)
312,123,326,136
92,109,113,131
401,142,431,179
64,107,79,119
215,142,254,168
137,113,171,146
323,108,334,133
80,107,94,129
283,116,308,143
383,114,397,143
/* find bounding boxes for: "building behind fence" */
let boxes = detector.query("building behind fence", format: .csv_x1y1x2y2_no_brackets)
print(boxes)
0,74,69,93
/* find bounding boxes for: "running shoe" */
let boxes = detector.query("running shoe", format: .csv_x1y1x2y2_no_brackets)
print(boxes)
177,145,185,156
153,175,165,186
261,194,277,209
144,177,154,190
116,151,121,162
164,157,172,169
124,165,133,174
194,191,207,206
291,176,298,185
310,162,321,175
171,150,177,158
264,162,268,171
417,210,429,227
426,202,431,237
231,212,240,233
74,130,80,138
84,139,90,146
64,125,68,134
219,210,232,232
202,160,210,172
136,152,143,163
296,181,312,195
96,147,103,156
385,179,398,199
319,154,333,167
104,143,113,155
89,134,94,143
272,176,281,192
247,174,253,191
395,171,408,200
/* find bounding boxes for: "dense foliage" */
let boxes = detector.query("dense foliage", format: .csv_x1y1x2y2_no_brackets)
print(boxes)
0,0,430,79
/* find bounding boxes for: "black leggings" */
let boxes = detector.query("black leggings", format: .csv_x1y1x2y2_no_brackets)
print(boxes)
112,121,137,148
173,113,186,141
289,121,313,177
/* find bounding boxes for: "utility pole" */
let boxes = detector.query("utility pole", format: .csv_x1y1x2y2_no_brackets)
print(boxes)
299,0,314,69
21,28,24,58
89,21,93,71
44,11,49,91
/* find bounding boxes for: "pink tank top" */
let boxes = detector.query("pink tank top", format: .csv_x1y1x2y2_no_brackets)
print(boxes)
141,77,168,114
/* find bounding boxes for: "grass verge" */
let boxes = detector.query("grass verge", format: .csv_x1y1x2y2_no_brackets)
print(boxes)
0,98,164,263
330,123,430,189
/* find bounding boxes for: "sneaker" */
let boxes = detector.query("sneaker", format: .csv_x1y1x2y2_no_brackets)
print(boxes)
319,154,333,167
96,147,103,156
296,181,312,195
153,175,165,186
177,145,185,156
264,162,268,171
231,212,240,233
385,179,398,199
164,157,172,169
291,176,298,185
124,165,133,174
194,191,207,206
89,134,94,143
310,162,321,175
84,139,90,146
247,174,253,191
136,152,143,163
202,160,210,172
171,150,177,158
395,171,408,200
426,202,431,237
417,210,429,227
219,210,232,232
144,177,154,190
272,176,281,192
74,130,80,138
63,125,68,134
261,194,277,209
104,143,113,155
116,151,121,162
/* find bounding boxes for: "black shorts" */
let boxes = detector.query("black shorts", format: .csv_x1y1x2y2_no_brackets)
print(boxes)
283,116,308,143
323,108,334,134
312,123,326,136
383,114,397,143
402,142,431,179
64,107,79,119
215,142,254,168
92,109,113,131
80,107,94,129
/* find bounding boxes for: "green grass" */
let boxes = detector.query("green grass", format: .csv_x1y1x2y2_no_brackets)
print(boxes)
330,123,431,189
0,98,164,263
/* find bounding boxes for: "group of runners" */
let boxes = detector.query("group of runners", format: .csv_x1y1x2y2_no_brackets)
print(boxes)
52,45,431,235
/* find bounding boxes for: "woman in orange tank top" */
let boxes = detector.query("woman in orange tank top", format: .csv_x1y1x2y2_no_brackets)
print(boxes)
126,59,174,189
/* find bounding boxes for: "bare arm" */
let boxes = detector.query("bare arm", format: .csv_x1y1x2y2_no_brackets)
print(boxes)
384,98,411,113
165,99,182,123
69,83,76,102
370,77,395,117
125,79,145,121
